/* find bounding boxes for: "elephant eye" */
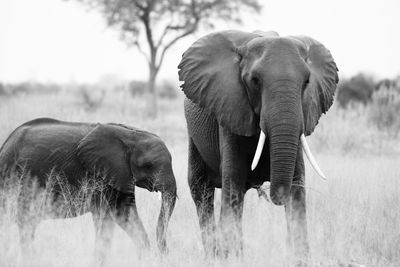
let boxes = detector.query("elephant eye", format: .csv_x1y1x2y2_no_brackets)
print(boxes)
143,162,153,170
251,76,261,88
303,78,310,89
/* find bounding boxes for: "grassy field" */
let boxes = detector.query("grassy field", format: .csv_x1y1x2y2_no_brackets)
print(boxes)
0,89,399,266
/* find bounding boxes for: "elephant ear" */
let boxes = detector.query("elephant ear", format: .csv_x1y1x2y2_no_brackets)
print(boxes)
178,30,261,136
290,36,339,136
77,124,132,191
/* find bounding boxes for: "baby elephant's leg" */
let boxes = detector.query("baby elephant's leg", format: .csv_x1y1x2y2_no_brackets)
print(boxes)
93,210,115,264
115,192,150,250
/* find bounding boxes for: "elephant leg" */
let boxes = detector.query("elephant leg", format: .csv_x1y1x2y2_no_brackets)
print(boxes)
93,210,115,265
114,192,150,251
219,129,246,257
16,181,41,263
17,215,38,263
188,138,216,257
285,144,309,266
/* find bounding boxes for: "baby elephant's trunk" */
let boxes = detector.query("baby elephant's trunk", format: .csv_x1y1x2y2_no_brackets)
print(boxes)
156,174,177,253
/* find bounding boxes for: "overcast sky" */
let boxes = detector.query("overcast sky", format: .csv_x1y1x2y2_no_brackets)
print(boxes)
0,0,399,83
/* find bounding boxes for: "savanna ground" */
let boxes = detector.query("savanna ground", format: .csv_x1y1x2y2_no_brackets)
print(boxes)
0,88,399,266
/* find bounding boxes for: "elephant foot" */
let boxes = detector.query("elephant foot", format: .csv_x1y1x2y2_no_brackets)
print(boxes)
200,233,217,258
202,245,217,259
286,245,310,267
216,232,243,259
289,259,309,267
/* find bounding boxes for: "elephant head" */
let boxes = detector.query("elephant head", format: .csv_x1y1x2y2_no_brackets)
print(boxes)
77,123,177,251
178,30,338,205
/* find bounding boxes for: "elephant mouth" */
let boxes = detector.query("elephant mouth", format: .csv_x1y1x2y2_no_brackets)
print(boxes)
136,179,156,192
251,131,326,179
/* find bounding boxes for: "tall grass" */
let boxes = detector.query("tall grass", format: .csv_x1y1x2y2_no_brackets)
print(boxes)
368,86,400,138
0,90,399,266
0,171,116,265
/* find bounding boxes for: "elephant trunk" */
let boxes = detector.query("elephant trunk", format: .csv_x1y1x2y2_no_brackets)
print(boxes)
156,173,177,253
268,121,299,205
262,85,302,205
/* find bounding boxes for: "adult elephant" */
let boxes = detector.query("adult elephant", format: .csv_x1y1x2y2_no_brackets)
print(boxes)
178,30,338,261
0,118,177,254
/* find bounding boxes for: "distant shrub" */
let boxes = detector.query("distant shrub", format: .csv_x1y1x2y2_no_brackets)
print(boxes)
336,73,375,108
368,85,400,137
158,80,178,99
78,86,105,111
0,82,7,95
128,80,177,99
6,82,61,96
375,78,397,91
128,80,147,96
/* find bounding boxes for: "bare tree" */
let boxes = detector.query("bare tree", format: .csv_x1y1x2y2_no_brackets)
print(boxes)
71,0,262,116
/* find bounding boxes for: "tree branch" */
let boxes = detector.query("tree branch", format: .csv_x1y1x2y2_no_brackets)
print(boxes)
133,41,150,65
133,0,145,11
155,22,198,72
140,7,156,65
155,22,173,49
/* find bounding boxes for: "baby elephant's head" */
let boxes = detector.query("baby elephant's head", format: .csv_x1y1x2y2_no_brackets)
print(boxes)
128,131,177,253
77,123,177,252
129,132,174,194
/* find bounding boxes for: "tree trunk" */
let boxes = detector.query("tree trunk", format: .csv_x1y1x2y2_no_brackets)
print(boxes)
147,66,158,118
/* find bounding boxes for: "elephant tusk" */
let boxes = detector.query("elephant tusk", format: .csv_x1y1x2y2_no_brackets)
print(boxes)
300,134,327,180
251,131,266,171
158,192,162,200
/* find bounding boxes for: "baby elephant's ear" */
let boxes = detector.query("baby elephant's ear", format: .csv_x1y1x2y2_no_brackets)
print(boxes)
290,36,339,136
77,124,133,192
178,30,261,136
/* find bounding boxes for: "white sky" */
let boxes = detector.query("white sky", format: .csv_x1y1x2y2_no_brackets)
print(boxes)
0,0,399,83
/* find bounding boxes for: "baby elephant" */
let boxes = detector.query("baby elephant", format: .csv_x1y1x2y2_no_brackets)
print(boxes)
0,118,177,253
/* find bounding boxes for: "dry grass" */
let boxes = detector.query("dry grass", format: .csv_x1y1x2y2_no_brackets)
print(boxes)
0,90,399,266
